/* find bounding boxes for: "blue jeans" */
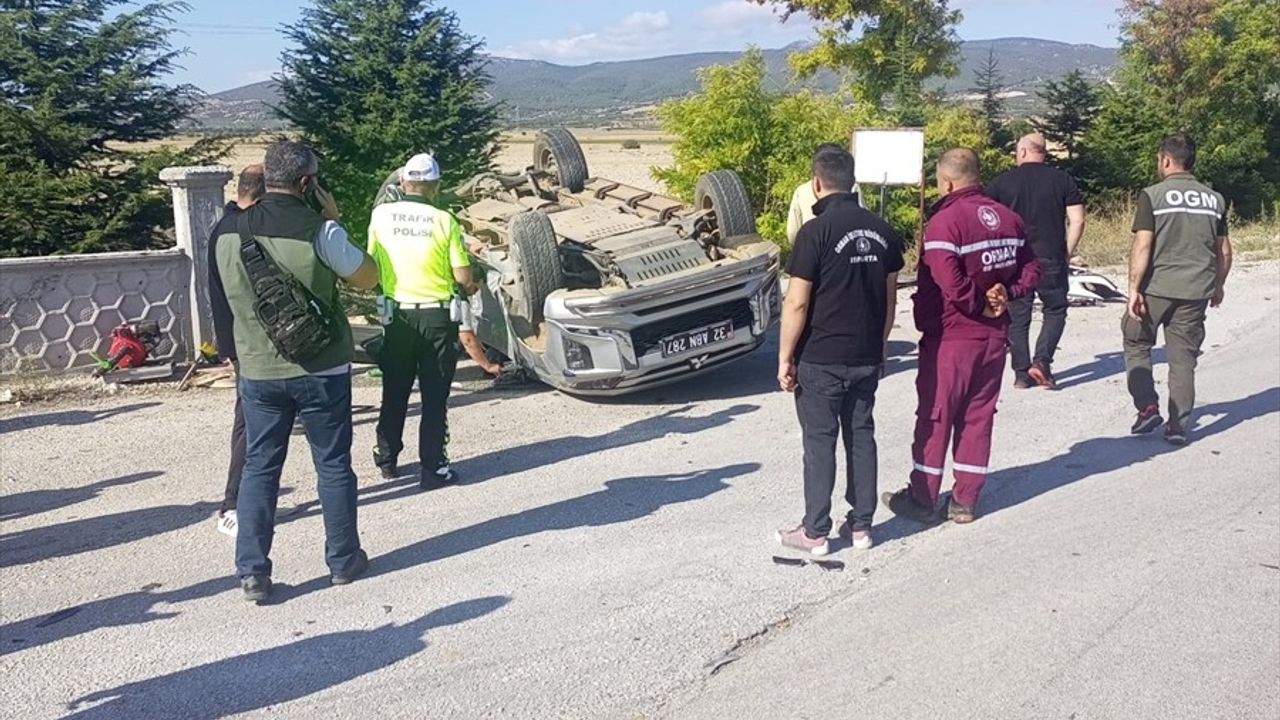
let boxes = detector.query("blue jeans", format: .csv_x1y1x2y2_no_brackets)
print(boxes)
235,373,361,579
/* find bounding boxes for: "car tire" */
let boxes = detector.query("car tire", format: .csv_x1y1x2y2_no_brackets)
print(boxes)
695,170,756,239
374,169,404,206
533,128,588,193
509,211,564,327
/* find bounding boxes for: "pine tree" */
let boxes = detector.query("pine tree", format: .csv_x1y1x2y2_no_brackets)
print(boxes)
278,0,501,245
1034,70,1101,164
0,1,216,257
971,46,1005,145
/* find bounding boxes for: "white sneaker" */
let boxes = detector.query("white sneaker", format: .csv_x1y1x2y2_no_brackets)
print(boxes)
216,510,237,537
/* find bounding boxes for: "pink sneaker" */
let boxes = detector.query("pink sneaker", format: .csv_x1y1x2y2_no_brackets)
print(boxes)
776,525,830,556
837,518,874,550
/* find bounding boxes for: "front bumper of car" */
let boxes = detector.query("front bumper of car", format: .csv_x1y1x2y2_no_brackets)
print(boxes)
530,253,780,396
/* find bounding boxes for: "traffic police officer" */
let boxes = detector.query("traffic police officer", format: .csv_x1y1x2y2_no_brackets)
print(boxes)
368,153,475,489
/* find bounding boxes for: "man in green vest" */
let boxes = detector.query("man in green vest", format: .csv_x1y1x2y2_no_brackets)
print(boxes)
367,152,475,490
210,141,380,602
1124,133,1233,445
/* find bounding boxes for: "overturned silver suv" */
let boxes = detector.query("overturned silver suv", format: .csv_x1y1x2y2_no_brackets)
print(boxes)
378,129,780,396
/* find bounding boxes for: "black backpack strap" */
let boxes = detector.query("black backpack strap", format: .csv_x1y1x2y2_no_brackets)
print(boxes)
237,212,281,289
239,212,341,323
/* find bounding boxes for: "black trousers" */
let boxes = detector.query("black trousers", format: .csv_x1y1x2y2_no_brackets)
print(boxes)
1008,258,1068,371
375,308,460,472
795,361,881,536
222,374,247,514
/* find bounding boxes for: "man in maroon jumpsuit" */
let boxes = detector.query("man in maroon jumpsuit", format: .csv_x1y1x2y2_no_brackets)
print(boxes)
883,149,1040,524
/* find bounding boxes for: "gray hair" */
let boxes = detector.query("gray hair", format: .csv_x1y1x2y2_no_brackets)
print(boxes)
263,141,318,190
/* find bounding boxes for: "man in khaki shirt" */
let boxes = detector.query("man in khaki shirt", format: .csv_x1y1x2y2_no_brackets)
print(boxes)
1123,133,1233,445
786,144,863,244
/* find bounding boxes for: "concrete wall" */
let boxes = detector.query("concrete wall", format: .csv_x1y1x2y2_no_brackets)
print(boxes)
1,166,232,375
0,250,192,373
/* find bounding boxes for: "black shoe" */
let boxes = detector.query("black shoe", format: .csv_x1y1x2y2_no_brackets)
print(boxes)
419,465,460,491
1164,423,1187,446
331,549,369,586
241,575,272,603
373,449,398,479
1131,404,1164,434
881,489,941,525
1028,361,1057,390
1013,370,1036,389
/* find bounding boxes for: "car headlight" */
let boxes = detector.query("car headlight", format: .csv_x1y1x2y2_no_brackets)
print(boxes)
563,337,594,370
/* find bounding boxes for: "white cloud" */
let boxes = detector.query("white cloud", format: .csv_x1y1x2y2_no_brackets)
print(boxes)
698,1,813,39
494,11,674,62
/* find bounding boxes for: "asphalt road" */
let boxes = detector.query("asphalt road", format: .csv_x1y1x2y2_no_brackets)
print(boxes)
2,263,1277,719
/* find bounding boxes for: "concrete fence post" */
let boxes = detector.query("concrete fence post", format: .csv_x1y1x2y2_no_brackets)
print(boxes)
161,166,232,357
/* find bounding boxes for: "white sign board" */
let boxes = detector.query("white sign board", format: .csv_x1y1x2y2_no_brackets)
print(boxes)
852,128,926,186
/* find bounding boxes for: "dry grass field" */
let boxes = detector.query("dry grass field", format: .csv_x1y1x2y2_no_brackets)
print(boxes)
132,129,674,197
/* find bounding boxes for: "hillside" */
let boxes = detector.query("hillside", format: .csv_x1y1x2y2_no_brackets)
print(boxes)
186,37,1118,131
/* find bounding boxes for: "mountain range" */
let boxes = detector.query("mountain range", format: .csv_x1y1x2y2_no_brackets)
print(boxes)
187,37,1118,131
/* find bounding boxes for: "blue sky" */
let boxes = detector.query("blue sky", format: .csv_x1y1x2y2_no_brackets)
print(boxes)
163,0,1124,93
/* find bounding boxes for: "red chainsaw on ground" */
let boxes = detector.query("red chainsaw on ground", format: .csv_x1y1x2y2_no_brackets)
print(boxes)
90,322,162,377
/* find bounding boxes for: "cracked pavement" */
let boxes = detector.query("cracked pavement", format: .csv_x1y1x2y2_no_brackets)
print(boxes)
2,263,1277,719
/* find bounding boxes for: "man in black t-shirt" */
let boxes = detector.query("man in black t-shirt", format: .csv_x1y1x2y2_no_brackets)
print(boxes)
776,147,905,556
206,164,264,538
986,133,1086,389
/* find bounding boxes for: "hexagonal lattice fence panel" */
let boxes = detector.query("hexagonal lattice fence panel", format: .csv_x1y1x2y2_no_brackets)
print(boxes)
0,251,192,374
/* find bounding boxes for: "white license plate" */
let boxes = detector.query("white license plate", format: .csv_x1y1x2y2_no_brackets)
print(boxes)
660,321,734,358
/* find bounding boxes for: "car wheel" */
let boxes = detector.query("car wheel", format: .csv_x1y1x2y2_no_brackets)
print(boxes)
374,169,404,206
695,170,756,239
509,211,564,327
533,128,588,193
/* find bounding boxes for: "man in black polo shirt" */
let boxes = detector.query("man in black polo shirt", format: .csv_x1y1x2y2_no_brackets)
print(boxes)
206,164,264,538
776,146,905,555
986,133,1086,389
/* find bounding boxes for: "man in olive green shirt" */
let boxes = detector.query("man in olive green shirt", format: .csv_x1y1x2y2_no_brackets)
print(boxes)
1123,133,1233,445
211,141,380,602
368,153,475,489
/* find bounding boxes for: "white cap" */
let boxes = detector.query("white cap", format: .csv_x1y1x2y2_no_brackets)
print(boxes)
402,153,441,182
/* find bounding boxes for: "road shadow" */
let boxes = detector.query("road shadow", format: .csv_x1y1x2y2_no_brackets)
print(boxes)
0,471,163,522
62,596,510,719
372,464,753,577
980,386,1280,517
278,464,753,603
0,575,235,656
883,339,918,378
454,404,759,486
870,387,1280,544
0,500,217,569
279,405,757,525
0,402,161,434
351,383,546,431
1054,349,1166,391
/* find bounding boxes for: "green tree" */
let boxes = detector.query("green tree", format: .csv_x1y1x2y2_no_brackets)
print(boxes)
655,51,886,253
653,50,777,214
1034,70,1101,166
970,46,1005,143
757,0,962,108
655,51,1011,252
277,0,500,245
0,0,218,257
1084,0,1280,215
